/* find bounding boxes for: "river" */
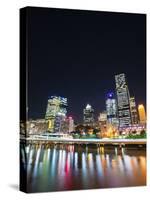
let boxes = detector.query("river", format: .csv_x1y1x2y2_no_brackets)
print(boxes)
20,143,146,193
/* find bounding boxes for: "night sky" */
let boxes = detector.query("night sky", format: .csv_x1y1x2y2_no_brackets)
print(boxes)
27,7,146,123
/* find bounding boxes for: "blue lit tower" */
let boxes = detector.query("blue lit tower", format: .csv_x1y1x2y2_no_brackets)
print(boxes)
106,92,118,126
115,73,131,127
45,96,67,132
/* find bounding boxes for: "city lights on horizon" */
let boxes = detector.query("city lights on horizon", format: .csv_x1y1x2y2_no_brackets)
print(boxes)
26,73,146,136
44,73,146,132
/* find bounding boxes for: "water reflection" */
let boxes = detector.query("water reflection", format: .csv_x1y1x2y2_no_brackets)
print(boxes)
20,144,146,193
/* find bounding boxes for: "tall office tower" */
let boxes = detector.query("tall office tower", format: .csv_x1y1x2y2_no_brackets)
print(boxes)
45,96,67,132
106,92,119,127
130,97,138,124
138,104,146,125
83,104,94,126
115,73,131,127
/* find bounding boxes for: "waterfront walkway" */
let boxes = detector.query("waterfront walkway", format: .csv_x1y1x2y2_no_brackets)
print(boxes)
24,137,146,145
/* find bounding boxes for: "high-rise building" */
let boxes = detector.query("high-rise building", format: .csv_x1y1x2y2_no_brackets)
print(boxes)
106,92,119,127
65,116,74,133
98,111,107,137
98,111,107,126
54,113,66,133
68,116,74,133
130,97,138,124
138,104,146,125
83,104,94,126
45,96,67,132
115,73,131,127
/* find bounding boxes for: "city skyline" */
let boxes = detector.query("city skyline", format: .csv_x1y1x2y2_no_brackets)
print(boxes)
28,7,146,122
26,72,146,135
28,72,146,123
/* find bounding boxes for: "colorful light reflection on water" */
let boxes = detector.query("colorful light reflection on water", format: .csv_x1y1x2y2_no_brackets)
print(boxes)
20,144,146,193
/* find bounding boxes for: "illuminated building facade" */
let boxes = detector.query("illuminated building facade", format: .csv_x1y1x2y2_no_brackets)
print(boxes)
83,104,94,126
56,116,75,134
67,116,74,133
138,104,146,125
130,97,138,124
106,92,119,127
98,111,115,138
54,114,66,133
45,96,67,132
98,111,107,126
115,73,131,127
26,119,48,135
98,111,107,121
119,124,146,134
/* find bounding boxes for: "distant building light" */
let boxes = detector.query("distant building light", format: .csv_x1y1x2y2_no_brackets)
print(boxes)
138,104,144,109
107,92,114,99
86,104,91,109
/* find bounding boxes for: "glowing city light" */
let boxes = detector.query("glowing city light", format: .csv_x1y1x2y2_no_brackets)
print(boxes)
138,104,144,109
138,104,146,125
86,104,91,109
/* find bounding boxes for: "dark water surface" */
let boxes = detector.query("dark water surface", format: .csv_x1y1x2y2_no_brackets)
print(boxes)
20,144,146,193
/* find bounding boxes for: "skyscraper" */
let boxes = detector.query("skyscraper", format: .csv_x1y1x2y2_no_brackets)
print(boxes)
130,97,138,124
138,104,146,125
45,96,67,132
115,73,131,127
83,104,94,126
106,92,119,127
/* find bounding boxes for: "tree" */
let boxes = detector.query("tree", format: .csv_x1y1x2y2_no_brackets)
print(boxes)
140,129,146,135
75,124,85,133
93,128,100,134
